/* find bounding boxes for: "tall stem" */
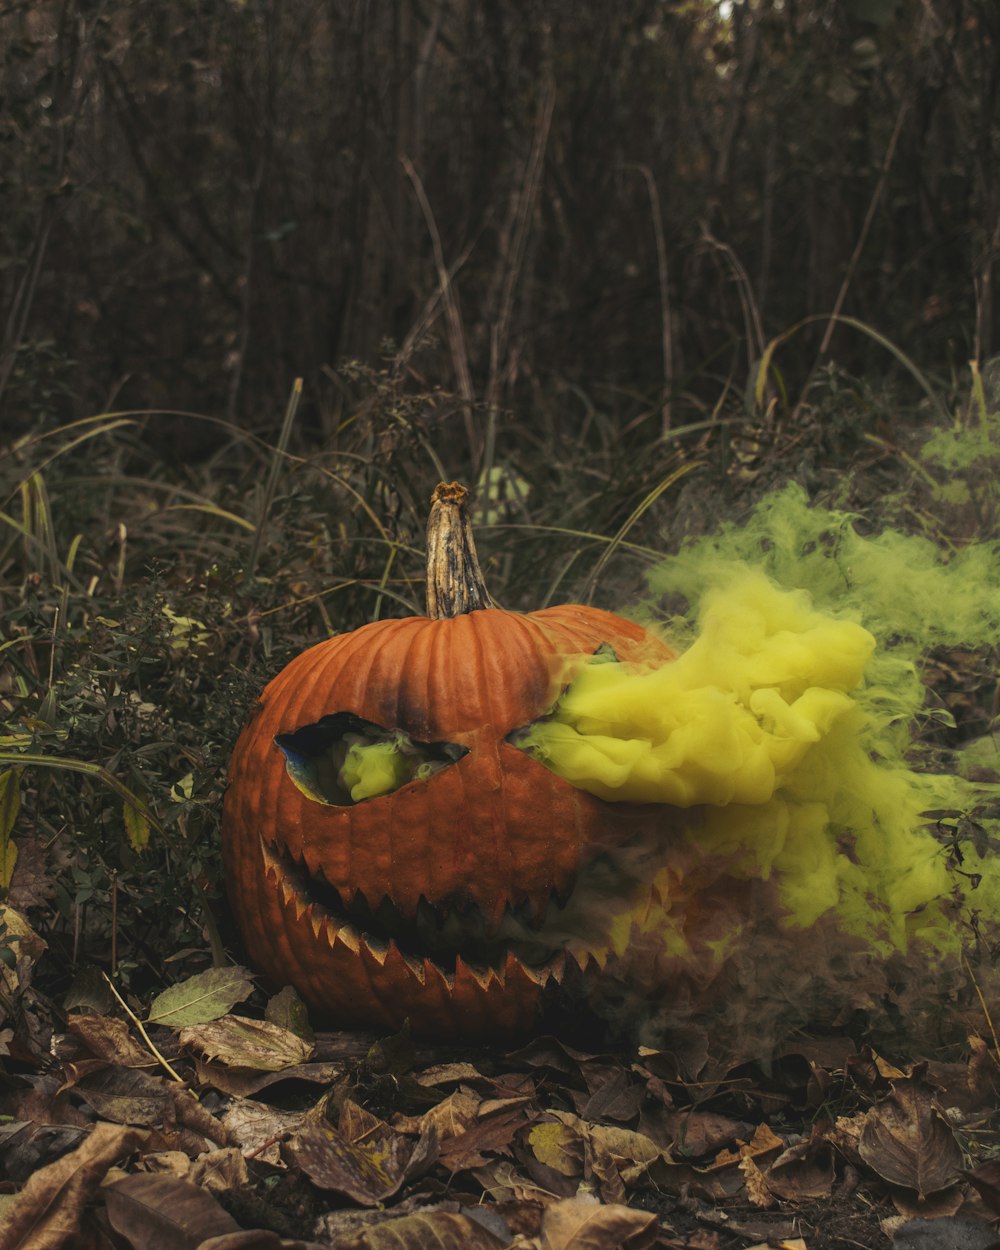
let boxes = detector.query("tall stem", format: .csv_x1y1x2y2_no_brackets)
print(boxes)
425,482,492,619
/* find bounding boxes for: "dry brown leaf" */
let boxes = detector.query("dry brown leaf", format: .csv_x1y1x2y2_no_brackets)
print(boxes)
965,1158,1000,1215
284,1110,438,1205
437,1104,529,1171
220,1099,305,1164
137,1148,192,1178
193,1057,344,1098
765,1137,836,1202
586,1137,626,1205
168,1087,235,1149
744,1122,784,1158
103,1173,241,1249
740,1153,775,1209
827,1111,867,1167
576,1068,645,1123
392,1089,481,1142
661,1109,750,1157
189,1146,250,1191
586,1123,662,1186
74,1067,172,1126
413,1062,485,1087
0,1122,146,1250
538,1194,658,1250
648,1150,745,1201
888,1184,965,1220
333,1210,506,1250
179,1015,314,1070
67,1014,155,1068
859,1077,964,1198
197,1234,284,1250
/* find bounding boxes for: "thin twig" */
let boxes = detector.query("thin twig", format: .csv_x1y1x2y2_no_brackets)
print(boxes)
101,971,188,1086
792,94,909,423
629,164,674,434
964,954,1000,1062
401,156,477,457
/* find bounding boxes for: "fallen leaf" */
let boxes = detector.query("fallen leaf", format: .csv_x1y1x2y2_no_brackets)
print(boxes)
192,1057,342,1097
413,1062,484,1087
285,1104,437,1205
538,1194,658,1249
663,1109,750,1157
586,1123,662,1185
765,1137,837,1201
529,1120,585,1178
437,1104,530,1171
189,1146,250,1191
68,1014,154,1068
221,1099,304,1164
889,1184,964,1220
741,1152,775,1208
75,1067,172,1126
393,1089,481,1143
964,1159,1000,1215
146,967,255,1028
576,1068,645,1123
179,1015,314,1069
0,1122,146,1250
859,1077,964,1198
333,1210,507,1249
264,984,314,1042
104,1173,240,1249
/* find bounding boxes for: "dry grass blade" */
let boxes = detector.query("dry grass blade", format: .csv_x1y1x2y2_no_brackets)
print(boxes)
580,461,703,603
246,377,303,579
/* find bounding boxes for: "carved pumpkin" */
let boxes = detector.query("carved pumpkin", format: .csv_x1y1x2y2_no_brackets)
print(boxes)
222,482,674,1037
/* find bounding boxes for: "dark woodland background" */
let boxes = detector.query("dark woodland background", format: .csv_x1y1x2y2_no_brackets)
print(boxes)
3,0,999,446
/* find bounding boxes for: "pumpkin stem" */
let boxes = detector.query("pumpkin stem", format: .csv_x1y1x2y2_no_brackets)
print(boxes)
426,481,493,618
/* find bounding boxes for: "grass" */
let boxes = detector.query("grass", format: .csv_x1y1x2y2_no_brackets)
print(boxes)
0,335,997,1021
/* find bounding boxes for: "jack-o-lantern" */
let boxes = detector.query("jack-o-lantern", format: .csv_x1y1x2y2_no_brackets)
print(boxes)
222,482,674,1037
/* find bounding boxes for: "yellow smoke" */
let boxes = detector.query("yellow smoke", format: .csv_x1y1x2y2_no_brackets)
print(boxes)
525,570,875,809
341,738,410,802
520,566,981,956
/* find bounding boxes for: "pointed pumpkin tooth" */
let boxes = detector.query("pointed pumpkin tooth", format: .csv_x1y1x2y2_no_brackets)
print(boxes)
361,933,390,966
401,952,426,984
307,903,327,939
455,955,496,991
565,943,593,972
332,921,360,953
547,950,566,983
586,944,610,970
423,959,455,992
518,959,550,986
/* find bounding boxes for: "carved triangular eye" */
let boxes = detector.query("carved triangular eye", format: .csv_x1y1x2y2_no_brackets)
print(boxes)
276,713,467,807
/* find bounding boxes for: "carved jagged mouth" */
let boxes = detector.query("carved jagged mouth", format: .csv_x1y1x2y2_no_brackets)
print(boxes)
261,837,608,986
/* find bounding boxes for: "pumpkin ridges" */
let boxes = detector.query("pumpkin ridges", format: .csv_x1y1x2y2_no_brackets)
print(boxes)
461,614,514,925
222,480,680,1037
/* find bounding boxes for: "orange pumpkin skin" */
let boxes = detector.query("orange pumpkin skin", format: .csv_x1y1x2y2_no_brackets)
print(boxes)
222,484,675,1038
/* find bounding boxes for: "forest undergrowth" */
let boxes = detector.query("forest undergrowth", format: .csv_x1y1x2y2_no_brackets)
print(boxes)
1,342,1000,1248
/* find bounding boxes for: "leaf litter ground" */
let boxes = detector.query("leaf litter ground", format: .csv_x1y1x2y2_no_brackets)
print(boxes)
3,950,1000,1250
